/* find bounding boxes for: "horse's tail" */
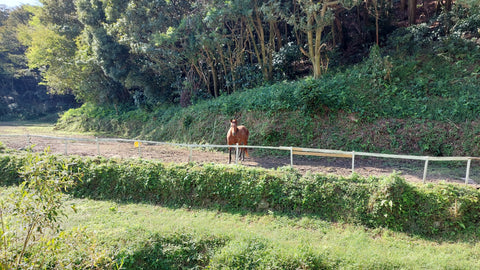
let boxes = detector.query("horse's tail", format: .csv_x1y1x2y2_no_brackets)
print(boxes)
245,128,250,157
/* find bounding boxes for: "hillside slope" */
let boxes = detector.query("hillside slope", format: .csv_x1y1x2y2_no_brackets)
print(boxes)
55,7,480,157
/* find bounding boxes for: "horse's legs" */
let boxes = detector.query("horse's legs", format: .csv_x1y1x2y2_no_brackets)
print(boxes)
229,145,247,163
239,146,246,161
240,144,248,160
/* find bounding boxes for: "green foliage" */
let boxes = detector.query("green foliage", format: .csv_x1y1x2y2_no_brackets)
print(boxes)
56,82,480,157
2,153,480,267
20,14,78,94
365,174,480,236
295,76,350,115
17,0,367,108
5,0,480,119
209,236,327,269
379,7,480,122
0,154,24,185
2,154,480,239
366,174,417,231
0,151,81,268
0,6,75,121
55,103,149,136
120,232,227,269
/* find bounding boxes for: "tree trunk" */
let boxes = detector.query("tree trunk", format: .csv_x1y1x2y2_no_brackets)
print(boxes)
203,49,219,98
408,0,416,25
246,10,275,82
444,0,452,11
216,45,229,94
375,1,379,45
400,0,407,13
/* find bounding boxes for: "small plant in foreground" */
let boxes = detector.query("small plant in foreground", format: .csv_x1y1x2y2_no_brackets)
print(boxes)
0,150,81,268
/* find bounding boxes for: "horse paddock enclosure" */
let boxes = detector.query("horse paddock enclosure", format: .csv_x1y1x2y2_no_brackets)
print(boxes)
1,123,479,186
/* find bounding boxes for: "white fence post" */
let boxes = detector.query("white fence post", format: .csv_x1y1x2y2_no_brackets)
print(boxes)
423,158,429,184
466,159,472,184
290,147,293,167
64,139,68,155
235,143,239,164
352,151,355,174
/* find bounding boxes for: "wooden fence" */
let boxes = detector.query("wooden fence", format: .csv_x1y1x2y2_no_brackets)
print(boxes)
1,134,478,184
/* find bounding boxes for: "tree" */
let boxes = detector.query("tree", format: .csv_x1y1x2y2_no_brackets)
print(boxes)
0,6,67,120
286,0,359,79
17,2,82,96
365,0,393,45
104,0,192,106
408,0,416,25
0,6,32,76
38,0,83,39
19,18,78,93
244,0,282,82
75,0,133,105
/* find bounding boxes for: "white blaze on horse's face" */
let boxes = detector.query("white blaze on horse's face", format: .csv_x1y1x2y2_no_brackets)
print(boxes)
230,120,238,136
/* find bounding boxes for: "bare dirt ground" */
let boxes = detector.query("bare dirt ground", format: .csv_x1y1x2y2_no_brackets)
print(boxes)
1,122,479,186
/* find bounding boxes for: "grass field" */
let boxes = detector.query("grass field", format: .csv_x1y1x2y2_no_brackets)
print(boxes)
57,196,480,269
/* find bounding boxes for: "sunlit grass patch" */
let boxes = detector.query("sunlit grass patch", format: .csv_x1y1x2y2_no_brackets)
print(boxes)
59,197,480,269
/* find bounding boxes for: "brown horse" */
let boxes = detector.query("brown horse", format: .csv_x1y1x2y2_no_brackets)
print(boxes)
227,119,249,163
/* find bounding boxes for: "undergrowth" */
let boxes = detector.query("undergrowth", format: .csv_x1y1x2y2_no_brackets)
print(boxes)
2,153,480,239
1,153,480,268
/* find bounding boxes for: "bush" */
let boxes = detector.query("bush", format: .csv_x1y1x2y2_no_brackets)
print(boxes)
120,232,227,269
209,236,327,269
0,152,81,269
0,154,24,186
2,154,480,238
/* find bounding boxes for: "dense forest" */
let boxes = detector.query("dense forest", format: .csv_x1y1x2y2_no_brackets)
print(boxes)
0,0,470,113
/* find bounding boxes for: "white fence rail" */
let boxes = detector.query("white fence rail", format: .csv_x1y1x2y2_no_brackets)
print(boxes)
1,134,478,184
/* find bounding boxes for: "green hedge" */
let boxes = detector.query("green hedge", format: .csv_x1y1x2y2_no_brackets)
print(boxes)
1,153,480,237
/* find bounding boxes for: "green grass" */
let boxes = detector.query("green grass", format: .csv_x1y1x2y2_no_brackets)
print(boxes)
58,197,480,269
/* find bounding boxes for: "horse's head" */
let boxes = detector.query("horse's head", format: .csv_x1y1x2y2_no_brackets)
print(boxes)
230,119,238,135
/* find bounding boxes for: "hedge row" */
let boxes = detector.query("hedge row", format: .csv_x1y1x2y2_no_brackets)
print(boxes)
1,153,480,237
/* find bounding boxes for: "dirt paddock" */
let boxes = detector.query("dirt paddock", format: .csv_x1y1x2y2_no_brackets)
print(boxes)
1,123,479,186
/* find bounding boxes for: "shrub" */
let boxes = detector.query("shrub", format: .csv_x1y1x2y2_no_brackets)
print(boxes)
0,154,24,186
2,154,480,238
209,237,327,269
366,174,418,231
120,232,227,269
0,152,81,268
